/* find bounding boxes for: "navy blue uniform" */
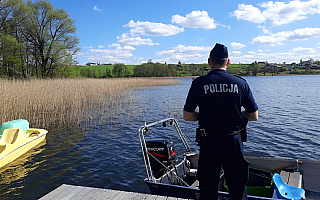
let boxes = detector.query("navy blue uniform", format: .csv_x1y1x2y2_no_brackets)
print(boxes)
184,69,258,200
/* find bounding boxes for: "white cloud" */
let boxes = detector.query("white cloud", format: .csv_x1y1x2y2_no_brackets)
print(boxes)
231,0,320,26
257,25,270,34
124,20,184,36
291,47,317,54
155,44,212,63
117,33,159,46
93,6,103,12
252,27,320,46
153,53,204,64
230,51,242,56
156,44,211,56
252,35,285,46
230,47,320,64
230,42,246,50
86,43,136,64
98,45,104,48
231,4,266,23
171,10,217,29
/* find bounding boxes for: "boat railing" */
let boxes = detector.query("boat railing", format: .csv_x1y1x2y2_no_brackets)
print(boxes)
147,152,190,186
138,118,192,183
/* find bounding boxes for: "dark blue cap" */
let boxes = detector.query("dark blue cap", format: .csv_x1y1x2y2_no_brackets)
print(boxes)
210,43,228,60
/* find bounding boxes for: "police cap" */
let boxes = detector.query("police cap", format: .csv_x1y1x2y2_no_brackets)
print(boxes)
210,43,228,60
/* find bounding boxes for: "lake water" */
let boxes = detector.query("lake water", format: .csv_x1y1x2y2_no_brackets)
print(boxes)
0,75,319,199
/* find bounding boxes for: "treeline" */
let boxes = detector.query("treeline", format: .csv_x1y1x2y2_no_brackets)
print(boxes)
78,63,179,78
76,61,320,79
79,63,130,78
0,0,79,78
134,63,178,77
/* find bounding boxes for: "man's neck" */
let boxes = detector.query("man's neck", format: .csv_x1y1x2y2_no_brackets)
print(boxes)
211,66,227,71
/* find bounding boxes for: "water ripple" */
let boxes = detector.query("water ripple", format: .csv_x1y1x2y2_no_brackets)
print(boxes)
0,76,320,199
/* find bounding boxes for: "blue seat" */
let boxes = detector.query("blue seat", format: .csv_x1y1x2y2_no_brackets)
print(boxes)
272,173,306,200
0,119,29,137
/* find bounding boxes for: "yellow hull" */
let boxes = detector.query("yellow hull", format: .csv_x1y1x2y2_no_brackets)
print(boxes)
0,128,47,169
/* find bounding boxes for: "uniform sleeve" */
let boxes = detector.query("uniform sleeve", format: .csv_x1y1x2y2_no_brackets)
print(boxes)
242,83,258,113
183,81,199,112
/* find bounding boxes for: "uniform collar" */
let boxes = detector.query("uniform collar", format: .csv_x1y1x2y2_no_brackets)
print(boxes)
208,69,227,75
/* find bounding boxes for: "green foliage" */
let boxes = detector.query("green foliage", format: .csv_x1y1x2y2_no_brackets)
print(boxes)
112,63,130,77
0,34,24,78
0,0,79,78
134,63,178,77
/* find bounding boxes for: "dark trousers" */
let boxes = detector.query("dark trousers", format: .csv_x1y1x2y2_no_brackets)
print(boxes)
197,134,249,200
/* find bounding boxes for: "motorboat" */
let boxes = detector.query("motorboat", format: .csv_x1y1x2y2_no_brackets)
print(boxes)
0,119,47,169
139,118,320,199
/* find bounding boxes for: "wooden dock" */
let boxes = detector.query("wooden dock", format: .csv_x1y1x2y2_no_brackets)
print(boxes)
40,184,191,200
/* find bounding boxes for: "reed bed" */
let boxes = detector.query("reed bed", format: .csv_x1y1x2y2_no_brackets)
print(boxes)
0,78,179,130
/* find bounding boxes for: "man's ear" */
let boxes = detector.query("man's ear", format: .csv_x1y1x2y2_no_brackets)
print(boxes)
226,58,230,66
208,58,212,66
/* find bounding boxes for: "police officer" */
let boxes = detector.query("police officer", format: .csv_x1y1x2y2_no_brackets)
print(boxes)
183,43,258,200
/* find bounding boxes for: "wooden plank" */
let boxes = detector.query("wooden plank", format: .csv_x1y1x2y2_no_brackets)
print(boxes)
53,185,85,200
41,184,190,200
167,197,178,200
69,186,94,199
79,187,109,200
133,192,150,200
101,188,122,199
145,194,157,200
39,184,70,200
113,191,139,200
40,184,83,200
154,195,167,200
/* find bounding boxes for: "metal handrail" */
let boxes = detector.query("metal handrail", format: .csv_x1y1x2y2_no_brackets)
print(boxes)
138,118,192,182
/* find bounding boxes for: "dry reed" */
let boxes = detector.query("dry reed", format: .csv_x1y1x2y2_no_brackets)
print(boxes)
0,78,179,130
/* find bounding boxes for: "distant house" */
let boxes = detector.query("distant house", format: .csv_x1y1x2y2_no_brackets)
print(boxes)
286,64,295,71
298,59,313,68
86,62,98,66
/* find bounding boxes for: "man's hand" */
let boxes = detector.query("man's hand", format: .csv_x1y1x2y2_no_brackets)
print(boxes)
183,110,199,121
242,110,259,121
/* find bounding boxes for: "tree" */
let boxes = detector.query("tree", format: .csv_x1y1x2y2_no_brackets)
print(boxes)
112,63,129,77
0,0,28,78
0,34,24,77
250,61,258,76
134,63,178,77
105,68,112,77
0,0,79,78
20,1,79,78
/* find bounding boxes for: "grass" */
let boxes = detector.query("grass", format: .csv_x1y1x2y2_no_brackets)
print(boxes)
68,65,136,77
0,78,179,130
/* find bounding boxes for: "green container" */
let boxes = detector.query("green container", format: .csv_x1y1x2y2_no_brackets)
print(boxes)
0,119,29,137
246,185,273,197
223,178,274,198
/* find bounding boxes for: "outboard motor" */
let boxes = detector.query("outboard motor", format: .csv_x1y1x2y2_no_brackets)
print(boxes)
146,140,176,178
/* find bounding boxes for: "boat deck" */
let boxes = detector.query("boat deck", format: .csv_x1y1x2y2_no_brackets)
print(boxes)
40,184,190,200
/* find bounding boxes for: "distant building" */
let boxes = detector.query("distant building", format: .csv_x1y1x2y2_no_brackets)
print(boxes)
286,64,295,71
298,59,313,68
86,62,98,66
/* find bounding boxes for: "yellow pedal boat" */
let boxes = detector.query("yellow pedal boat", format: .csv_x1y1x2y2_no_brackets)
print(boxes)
0,119,47,169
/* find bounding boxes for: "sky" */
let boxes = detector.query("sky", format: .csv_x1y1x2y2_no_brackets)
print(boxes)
48,0,320,65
